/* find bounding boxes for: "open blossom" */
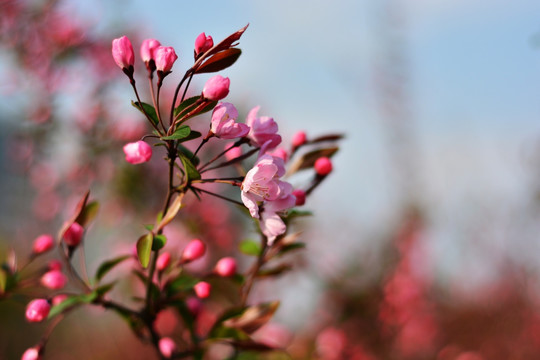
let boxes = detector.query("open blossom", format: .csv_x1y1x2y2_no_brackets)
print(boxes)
259,184,296,243
155,46,178,73
202,75,230,101
140,38,161,63
32,234,54,254
210,102,249,139
195,32,213,56
111,36,134,70
25,299,50,322
123,141,152,164
246,106,282,150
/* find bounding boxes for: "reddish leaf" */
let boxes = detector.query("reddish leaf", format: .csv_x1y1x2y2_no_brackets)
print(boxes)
223,301,279,334
57,190,90,244
195,48,242,74
286,147,339,176
194,24,249,68
308,133,345,143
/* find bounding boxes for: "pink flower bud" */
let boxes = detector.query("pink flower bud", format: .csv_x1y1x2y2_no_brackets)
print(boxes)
25,299,50,322
292,189,306,206
224,143,243,161
314,157,333,176
52,294,68,306
21,347,41,360
202,75,230,101
140,39,161,63
32,234,54,254
195,32,213,56
40,270,67,290
156,252,171,272
155,46,178,73
292,131,307,147
185,297,202,317
159,337,177,358
123,141,153,165
182,239,206,262
112,36,134,70
214,257,237,277
63,222,84,247
48,260,62,271
194,281,211,299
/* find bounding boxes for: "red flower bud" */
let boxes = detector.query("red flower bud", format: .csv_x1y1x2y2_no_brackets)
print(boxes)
25,299,50,322
214,257,237,277
194,281,211,299
202,75,230,101
40,270,67,290
156,252,171,272
292,189,306,206
182,239,206,262
292,131,307,147
195,32,213,56
314,157,333,176
63,222,84,247
32,234,54,254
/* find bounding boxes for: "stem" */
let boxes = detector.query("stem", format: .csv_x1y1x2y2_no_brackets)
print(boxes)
191,186,245,207
169,70,193,127
181,73,194,103
148,76,165,133
130,80,162,134
156,81,165,132
241,235,269,306
198,138,247,172
191,131,213,161
200,146,259,174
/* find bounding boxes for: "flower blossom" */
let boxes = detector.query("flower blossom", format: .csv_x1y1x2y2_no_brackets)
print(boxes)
210,102,249,139
111,36,134,70
123,141,153,164
155,46,178,73
245,106,282,150
195,32,213,56
241,154,295,244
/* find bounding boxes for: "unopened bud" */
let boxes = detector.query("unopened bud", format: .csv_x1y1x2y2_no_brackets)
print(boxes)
182,239,206,262
202,75,230,101
112,36,134,70
63,222,84,247
25,299,51,322
314,157,333,176
40,270,67,290
195,32,213,56
214,257,237,277
156,252,171,272
32,234,54,254
21,347,41,360
194,281,211,299
123,141,152,165
292,131,307,148
292,189,306,206
155,46,178,73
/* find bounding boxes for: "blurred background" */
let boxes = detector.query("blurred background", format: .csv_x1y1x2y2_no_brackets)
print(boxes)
1,0,540,359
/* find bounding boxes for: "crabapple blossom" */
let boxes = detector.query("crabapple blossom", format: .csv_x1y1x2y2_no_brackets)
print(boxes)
159,337,177,358
246,106,282,149
260,186,296,243
292,130,307,148
40,270,67,290
194,281,211,299
214,257,237,277
314,156,333,176
111,36,134,70
21,347,41,360
63,222,84,247
195,32,213,56
202,75,230,101
210,102,249,139
32,234,54,254
140,39,161,63
25,299,50,322
182,239,206,262
156,252,171,271
292,189,306,206
155,46,178,73
123,141,152,164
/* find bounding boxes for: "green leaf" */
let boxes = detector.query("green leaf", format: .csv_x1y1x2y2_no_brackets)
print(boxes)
95,282,116,296
48,292,97,319
286,210,313,219
179,153,201,181
173,96,217,122
161,125,191,140
136,233,153,268
178,130,202,143
95,255,131,282
0,269,6,294
75,201,99,228
256,264,292,278
131,101,159,127
166,274,199,294
156,194,184,232
278,242,306,256
210,325,250,341
174,96,200,118
177,144,200,165
195,48,242,74
239,240,261,256
144,224,154,232
152,234,167,250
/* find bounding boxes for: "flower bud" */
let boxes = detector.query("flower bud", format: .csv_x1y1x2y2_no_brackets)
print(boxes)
214,257,237,277
156,252,171,272
185,297,202,317
155,46,178,73
159,337,177,358
52,294,68,306
25,299,51,322
123,141,153,165
292,189,306,206
140,39,161,63
48,259,62,271
292,131,307,147
63,222,84,247
194,281,211,299
202,75,230,101
195,32,213,56
32,234,54,254
182,239,206,262
112,36,134,70
41,270,67,290
21,347,41,360
314,157,333,176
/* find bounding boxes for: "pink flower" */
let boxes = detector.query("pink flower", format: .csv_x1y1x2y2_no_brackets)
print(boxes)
214,257,237,277
123,141,152,164
112,36,134,70
292,189,306,206
182,239,206,262
32,234,54,254
140,39,161,63
246,106,282,149
25,299,51,322
155,46,178,73
63,222,84,247
202,75,230,101
292,130,307,147
40,270,67,290
210,102,250,139
314,157,333,176
21,347,41,360
259,186,296,243
194,281,211,299
156,252,171,271
158,337,177,358
195,32,213,56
